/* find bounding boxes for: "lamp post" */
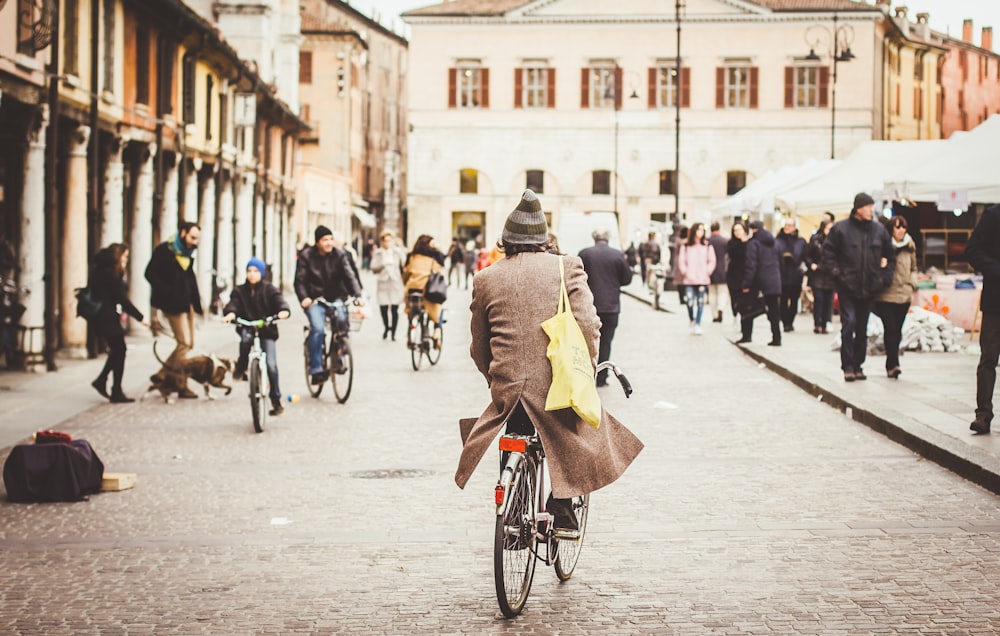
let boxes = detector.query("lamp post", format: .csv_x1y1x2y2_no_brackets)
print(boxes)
604,65,638,216
674,0,682,222
805,13,855,160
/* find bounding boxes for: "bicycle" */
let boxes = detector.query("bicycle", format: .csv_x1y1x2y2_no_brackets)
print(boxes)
493,361,633,618
302,297,356,403
234,315,278,434
645,263,665,311
405,290,442,371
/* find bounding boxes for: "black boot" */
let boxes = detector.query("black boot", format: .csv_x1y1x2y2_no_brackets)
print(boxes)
109,390,135,403
91,377,109,399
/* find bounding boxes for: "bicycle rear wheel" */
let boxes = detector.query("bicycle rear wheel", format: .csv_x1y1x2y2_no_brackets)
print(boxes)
426,314,442,366
553,494,589,581
332,339,353,403
304,329,324,398
494,456,537,618
408,314,423,371
250,363,265,433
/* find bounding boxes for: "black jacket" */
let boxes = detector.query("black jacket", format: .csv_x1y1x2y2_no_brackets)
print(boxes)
742,229,782,296
144,241,203,314
294,245,362,302
804,231,835,290
708,233,728,284
89,249,143,338
774,229,807,290
725,238,747,289
966,204,1000,314
821,215,895,300
223,281,291,340
578,241,633,314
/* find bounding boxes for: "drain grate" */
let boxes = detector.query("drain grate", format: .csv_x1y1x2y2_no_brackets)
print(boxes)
349,468,436,480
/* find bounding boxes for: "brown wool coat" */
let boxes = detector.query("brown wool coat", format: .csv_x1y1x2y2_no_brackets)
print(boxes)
456,252,644,499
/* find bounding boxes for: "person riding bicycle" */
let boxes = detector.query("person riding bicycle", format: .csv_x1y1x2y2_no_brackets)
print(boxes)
295,225,363,386
403,234,446,348
222,257,291,416
456,189,644,532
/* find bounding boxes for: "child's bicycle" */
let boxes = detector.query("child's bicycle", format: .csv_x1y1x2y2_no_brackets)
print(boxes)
234,315,279,434
493,361,633,618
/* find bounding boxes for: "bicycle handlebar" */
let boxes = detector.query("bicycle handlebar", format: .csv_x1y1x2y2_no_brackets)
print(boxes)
234,315,280,329
314,296,362,308
595,361,632,398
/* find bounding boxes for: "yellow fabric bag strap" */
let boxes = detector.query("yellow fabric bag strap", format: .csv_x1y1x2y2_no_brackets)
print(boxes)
557,256,570,315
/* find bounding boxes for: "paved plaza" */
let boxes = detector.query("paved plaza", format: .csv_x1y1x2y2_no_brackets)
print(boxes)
2,279,1000,634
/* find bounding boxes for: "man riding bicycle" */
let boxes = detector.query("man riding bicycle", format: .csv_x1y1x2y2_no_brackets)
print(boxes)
295,225,364,385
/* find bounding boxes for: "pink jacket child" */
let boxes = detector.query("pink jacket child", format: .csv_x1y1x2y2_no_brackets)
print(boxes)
678,242,717,286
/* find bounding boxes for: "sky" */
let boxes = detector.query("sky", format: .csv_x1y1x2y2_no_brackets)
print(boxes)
348,0,1000,49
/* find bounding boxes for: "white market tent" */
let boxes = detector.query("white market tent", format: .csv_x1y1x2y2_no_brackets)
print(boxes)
712,158,840,219
884,115,1000,206
774,139,949,218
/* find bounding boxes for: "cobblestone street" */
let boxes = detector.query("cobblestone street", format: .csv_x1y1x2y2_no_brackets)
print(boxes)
2,286,1000,634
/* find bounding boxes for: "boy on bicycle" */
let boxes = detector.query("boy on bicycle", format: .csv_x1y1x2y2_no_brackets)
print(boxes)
223,257,291,416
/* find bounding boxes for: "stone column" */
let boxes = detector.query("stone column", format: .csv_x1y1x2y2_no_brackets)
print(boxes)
128,143,156,324
160,153,179,241
18,106,48,369
101,138,126,246
234,171,255,274
215,173,235,293
197,166,217,314
60,125,91,358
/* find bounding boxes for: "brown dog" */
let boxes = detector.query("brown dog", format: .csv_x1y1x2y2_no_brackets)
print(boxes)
148,341,235,402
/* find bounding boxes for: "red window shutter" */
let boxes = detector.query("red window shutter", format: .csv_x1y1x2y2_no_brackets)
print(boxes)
749,67,759,109
681,67,691,107
547,68,556,108
514,68,523,108
448,68,457,108
299,51,312,84
614,66,623,109
716,67,725,108
818,67,830,108
481,68,489,108
581,68,589,108
648,67,657,108
784,67,794,108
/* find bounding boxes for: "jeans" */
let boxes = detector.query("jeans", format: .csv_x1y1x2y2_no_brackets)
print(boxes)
838,294,873,372
873,301,909,371
976,312,1000,425
238,332,281,402
812,288,834,329
305,300,347,375
685,285,707,324
596,312,619,385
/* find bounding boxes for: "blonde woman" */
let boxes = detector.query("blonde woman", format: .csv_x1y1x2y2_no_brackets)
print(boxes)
370,230,407,340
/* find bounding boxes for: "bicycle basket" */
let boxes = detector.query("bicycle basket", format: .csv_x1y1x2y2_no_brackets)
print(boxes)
348,305,367,332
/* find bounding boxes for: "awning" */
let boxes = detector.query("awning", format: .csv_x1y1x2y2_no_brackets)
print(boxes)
352,205,376,228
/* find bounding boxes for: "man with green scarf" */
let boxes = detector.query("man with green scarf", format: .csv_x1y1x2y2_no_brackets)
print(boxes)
145,221,203,398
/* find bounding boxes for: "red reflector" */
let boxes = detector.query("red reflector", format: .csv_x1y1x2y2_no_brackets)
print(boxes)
498,437,527,453
495,484,504,505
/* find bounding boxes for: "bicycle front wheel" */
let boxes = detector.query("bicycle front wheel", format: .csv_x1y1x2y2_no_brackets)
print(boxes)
332,339,353,403
553,494,589,581
250,363,265,433
494,456,537,618
408,314,423,371
426,315,442,366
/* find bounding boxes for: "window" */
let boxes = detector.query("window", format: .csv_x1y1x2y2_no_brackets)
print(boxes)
784,66,828,109
583,66,618,109
156,37,175,117
650,66,689,108
219,92,229,144
913,87,923,120
459,168,478,194
300,51,313,84
205,75,214,141
64,0,79,75
659,170,677,196
717,65,757,109
102,0,115,93
526,170,544,193
726,171,747,195
592,170,611,195
515,67,554,108
182,56,196,124
135,25,150,105
448,66,489,109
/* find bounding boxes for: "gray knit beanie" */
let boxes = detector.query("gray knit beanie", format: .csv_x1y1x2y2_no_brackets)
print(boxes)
501,189,547,245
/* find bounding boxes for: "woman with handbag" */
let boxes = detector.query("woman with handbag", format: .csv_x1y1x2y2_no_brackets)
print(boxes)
403,234,446,346
88,243,150,403
456,189,643,533
370,230,406,340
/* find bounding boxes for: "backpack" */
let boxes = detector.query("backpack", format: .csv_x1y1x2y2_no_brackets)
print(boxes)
75,287,103,321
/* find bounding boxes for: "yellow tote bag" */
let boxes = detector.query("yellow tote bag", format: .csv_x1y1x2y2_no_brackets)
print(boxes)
541,257,602,429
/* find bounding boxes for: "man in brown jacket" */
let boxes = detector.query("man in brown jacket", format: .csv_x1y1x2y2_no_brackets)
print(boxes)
457,189,643,530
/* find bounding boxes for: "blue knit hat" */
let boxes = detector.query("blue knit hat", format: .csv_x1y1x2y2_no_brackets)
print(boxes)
246,257,266,278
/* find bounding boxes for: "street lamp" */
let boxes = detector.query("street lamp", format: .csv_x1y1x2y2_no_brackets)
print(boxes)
604,65,638,216
805,13,855,159
674,0,683,223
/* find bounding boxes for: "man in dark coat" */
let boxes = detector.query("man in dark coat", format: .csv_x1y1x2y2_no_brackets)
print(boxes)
966,204,1000,434
775,218,807,332
821,193,895,382
578,229,633,387
707,222,728,322
740,220,782,346
144,221,203,398
295,225,363,385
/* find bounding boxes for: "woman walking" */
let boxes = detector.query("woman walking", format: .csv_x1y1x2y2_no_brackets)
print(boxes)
89,243,150,403
805,219,835,334
873,216,918,378
726,221,749,331
677,222,716,335
370,230,407,340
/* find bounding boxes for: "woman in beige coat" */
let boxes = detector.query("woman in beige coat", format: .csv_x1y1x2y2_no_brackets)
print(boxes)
370,230,407,340
403,234,446,334
456,190,643,530
874,216,918,379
